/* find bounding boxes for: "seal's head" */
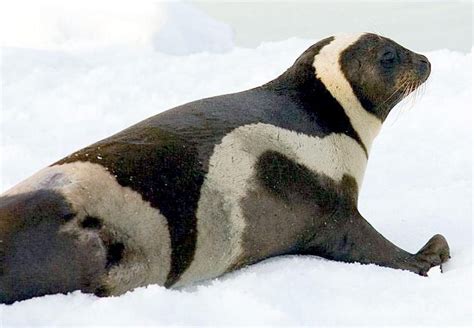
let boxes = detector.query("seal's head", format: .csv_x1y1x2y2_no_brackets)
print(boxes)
338,33,430,120
276,33,430,151
307,33,430,122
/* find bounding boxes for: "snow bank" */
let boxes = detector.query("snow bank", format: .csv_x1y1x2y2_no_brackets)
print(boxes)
152,2,234,55
0,40,471,325
0,1,233,54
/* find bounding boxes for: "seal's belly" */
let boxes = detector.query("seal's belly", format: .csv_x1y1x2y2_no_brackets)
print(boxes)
175,123,367,287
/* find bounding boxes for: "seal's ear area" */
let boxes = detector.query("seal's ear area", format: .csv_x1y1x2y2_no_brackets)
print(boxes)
342,56,362,72
0,191,106,304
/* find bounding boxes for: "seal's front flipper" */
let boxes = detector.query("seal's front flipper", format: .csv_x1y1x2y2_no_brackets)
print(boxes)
411,234,450,276
301,212,450,276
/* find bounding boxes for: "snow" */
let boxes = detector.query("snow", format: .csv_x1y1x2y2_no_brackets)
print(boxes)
0,1,233,54
0,26,472,328
152,2,233,55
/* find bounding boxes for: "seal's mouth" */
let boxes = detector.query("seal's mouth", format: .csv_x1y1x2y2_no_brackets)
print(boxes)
392,54,431,105
380,76,426,111
397,76,425,100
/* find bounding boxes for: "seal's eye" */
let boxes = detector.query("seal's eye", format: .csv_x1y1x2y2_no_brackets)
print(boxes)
381,50,396,68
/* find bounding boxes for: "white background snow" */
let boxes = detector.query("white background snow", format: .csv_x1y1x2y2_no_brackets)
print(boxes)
0,1,472,326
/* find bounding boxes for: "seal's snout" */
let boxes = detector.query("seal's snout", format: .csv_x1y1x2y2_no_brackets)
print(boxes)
416,54,431,81
0,190,106,304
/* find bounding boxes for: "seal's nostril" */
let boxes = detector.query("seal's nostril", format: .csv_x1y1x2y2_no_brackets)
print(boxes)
417,55,431,74
418,56,430,68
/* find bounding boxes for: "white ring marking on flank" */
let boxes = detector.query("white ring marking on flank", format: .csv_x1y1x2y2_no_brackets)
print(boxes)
176,123,367,287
